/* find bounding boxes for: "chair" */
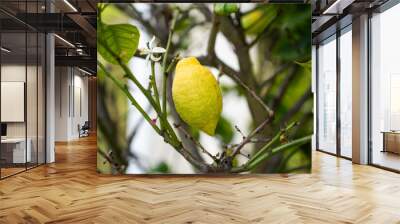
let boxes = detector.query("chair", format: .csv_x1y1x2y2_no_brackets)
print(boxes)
79,121,90,138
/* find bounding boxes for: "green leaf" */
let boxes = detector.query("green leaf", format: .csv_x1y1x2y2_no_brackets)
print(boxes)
149,162,170,174
241,6,278,35
214,3,239,16
174,17,192,33
295,60,311,72
247,135,311,171
215,116,234,144
97,23,140,64
100,5,130,24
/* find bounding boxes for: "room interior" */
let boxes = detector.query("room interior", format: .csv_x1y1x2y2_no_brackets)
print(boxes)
0,0,96,179
54,66,92,142
313,0,400,173
370,4,400,171
0,28,46,178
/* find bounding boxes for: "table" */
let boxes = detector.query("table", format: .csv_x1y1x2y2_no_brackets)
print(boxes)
1,138,31,164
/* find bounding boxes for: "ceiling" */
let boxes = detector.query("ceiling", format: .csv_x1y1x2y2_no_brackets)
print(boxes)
0,0,98,74
312,0,390,43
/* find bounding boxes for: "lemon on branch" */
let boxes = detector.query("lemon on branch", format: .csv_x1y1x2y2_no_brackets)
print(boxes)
172,57,222,136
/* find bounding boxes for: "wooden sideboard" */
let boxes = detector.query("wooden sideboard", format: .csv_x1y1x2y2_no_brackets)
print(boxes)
382,131,400,154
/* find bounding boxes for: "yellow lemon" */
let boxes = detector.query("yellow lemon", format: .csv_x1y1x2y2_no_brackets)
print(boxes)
172,57,222,135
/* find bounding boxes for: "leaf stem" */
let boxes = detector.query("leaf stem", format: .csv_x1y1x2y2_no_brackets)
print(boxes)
99,37,181,148
98,61,161,135
232,135,311,173
150,61,162,114
231,116,273,158
251,122,297,161
246,135,311,171
98,38,161,114
98,6,213,172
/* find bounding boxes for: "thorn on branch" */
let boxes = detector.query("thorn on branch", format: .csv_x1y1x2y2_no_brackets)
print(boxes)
249,138,271,144
216,65,224,84
98,149,124,173
224,137,271,153
239,152,251,159
173,123,218,162
147,82,152,91
231,116,273,158
234,125,246,140
165,54,181,73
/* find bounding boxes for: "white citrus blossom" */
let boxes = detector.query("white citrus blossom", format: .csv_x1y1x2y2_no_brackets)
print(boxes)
139,36,166,63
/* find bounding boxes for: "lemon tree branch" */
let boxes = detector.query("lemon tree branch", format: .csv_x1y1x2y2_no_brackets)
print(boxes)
100,59,211,172
174,123,218,162
177,144,214,172
245,135,311,171
207,15,220,57
160,11,210,164
199,13,274,118
280,87,312,125
250,122,298,161
98,61,162,135
98,3,312,173
231,116,273,158
98,8,214,172
221,67,274,118
150,61,162,114
232,135,311,173
99,37,182,147
162,10,178,127
98,36,161,115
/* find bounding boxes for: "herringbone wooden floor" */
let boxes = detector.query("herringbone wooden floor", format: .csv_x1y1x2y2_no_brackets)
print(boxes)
1,136,400,224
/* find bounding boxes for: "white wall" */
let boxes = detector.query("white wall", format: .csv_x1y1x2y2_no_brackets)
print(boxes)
1,65,32,138
1,63,46,164
72,73,89,137
55,66,69,141
54,66,89,141
1,65,26,137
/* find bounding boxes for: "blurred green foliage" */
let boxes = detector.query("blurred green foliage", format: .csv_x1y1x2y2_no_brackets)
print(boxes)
149,162,171,174
241,4,312,172
242,5,278,35
97,5,132,174
214,3,239,16
97,65,130,174
215,116,235,144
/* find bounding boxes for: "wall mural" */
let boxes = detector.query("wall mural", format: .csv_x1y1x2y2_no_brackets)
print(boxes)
97,3,312,174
